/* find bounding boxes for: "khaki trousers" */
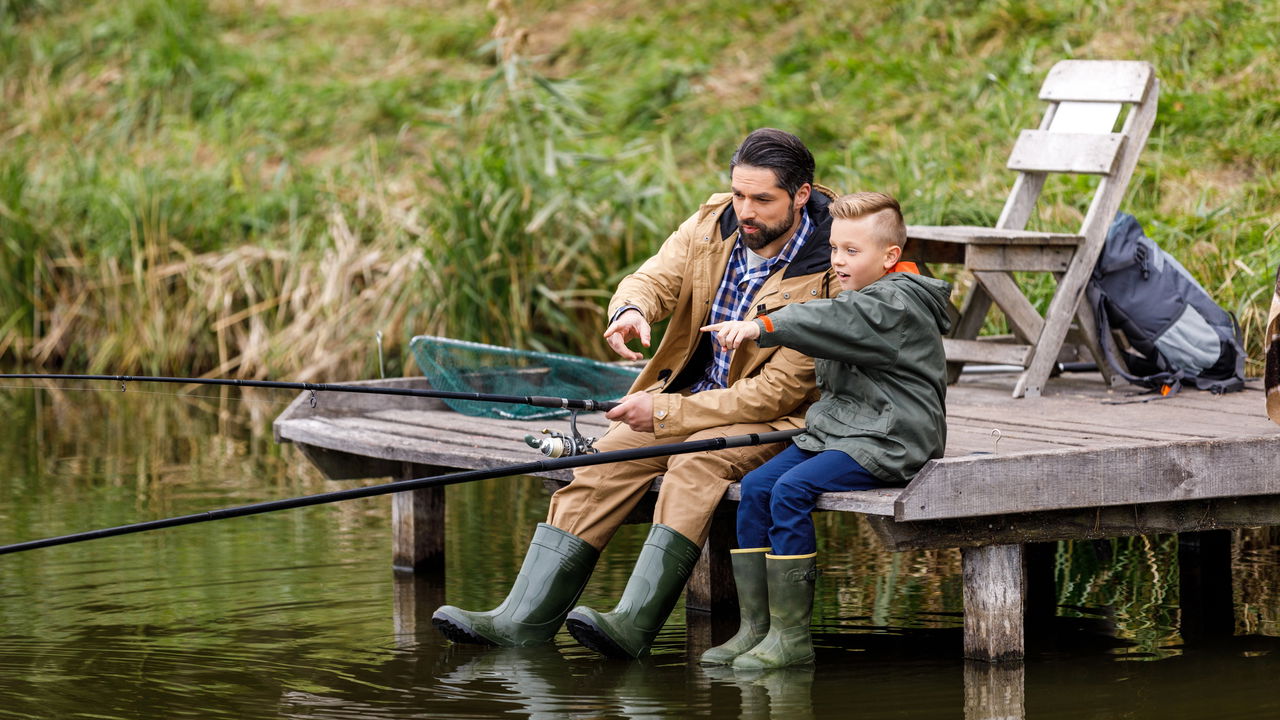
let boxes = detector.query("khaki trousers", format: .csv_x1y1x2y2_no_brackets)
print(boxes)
545,421,789,550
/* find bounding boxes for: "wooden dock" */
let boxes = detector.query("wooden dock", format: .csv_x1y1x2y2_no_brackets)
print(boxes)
273,371,1280,663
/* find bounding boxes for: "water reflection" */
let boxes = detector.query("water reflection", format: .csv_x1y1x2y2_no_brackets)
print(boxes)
2,384,1280,719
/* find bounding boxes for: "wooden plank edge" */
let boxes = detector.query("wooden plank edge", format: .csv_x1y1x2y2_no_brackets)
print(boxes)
895,432,1280,521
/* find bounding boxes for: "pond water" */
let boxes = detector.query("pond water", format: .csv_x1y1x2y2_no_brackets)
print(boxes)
1,383,1279,719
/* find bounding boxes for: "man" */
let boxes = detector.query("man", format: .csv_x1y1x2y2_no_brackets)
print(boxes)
432,128,837,658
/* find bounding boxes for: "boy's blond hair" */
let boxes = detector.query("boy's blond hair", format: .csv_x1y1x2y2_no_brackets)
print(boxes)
829,192,906,249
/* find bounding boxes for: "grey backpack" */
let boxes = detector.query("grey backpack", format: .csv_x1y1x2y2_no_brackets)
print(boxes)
1087,213,1245,395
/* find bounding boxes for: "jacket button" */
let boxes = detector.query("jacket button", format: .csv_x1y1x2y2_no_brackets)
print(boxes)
811,289,818,295
783,293,790,299
659,423,665,429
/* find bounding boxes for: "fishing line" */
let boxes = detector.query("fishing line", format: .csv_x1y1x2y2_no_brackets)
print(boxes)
0,374,623,412
0,383,291,405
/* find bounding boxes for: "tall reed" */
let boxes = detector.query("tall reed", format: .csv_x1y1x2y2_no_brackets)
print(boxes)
2,0,1276,379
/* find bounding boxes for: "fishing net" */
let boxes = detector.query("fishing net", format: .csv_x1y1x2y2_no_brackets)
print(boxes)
409,335,642,420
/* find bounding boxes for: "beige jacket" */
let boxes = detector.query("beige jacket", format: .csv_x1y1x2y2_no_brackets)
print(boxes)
608,187,838,438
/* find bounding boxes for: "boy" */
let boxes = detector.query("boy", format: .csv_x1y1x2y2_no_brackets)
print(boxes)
699,191,952,669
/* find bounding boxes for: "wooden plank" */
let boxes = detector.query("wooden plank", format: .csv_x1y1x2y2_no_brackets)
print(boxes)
273,379,446,435
1006,130,1125,175
1040,60,1154,103
277,417,577,481
294,441,401,480
943,408,1232,443
974,271,1045,343
946,419,1174,449
906,225,1082,245
813,488,900,515
904,238,966,265
943,427,1078,455
331,416,523,448
868,495,1280,551
948,403,1261,441
372,407,611,434
966,245,1074,272
962,544,1025,662
944,339,1033,366
895,433,1280,521
996,170,1048,231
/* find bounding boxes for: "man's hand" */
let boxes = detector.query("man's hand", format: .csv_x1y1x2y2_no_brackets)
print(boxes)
605,392,655,433
700,320,760,350
603,308,651,360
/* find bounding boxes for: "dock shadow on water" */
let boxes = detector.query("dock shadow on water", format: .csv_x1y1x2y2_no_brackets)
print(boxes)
2,385,1279,719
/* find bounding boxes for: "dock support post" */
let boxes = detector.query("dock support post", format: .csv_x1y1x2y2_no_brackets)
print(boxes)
963,660,1025,720
686,505,738,614
962,543,1025,663
392,572,445,647
1025,541,1058,628
1178,529,1235,640
392,462,447,573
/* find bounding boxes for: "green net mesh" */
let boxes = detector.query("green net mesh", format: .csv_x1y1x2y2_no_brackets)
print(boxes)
409,335,641,420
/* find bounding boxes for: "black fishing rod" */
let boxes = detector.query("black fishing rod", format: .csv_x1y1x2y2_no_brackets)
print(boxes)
0,373,621,412
0,428,803,556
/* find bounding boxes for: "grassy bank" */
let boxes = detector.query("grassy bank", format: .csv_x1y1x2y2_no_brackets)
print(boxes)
1,0,1276,378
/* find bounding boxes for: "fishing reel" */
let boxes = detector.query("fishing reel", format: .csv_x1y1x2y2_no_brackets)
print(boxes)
523,411,600,458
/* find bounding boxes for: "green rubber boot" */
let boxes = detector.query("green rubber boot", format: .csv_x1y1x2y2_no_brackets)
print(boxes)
432,523,598,647
565,523,702,659
732,554,817,669
699,549,770,665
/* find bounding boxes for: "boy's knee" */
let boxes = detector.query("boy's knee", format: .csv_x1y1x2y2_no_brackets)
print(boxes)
771,475,816,509
739,471,770,502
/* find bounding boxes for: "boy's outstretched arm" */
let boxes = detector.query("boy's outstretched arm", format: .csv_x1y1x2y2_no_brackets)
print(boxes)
704,291,909,369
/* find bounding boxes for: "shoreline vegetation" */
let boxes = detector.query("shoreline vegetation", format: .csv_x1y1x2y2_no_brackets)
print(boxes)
1,0,1276,380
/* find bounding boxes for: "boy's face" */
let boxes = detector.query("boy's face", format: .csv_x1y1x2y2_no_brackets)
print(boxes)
829,214,902,292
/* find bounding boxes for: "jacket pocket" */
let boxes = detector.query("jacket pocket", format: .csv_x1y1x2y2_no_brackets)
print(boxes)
821,397,892,436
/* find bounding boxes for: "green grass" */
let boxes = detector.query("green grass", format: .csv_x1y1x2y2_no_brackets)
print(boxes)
1,0,1277,377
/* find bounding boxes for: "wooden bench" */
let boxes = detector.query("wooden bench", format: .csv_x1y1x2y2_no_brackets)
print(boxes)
274,373,1280,662
905,59,1159,398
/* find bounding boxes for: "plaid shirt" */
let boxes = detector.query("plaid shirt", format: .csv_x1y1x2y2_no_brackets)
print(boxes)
691,209,815,392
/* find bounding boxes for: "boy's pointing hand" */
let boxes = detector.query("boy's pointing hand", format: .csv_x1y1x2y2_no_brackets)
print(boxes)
700,320,760,349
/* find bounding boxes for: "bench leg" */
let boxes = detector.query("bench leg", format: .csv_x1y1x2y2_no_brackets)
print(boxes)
963,543,1026,662
1178,529,1235,640
392,462,448,573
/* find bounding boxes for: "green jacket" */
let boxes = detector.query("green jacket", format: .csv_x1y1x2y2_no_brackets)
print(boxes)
755,271,953,485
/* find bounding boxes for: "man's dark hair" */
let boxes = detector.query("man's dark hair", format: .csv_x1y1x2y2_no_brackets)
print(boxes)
729,128,815,197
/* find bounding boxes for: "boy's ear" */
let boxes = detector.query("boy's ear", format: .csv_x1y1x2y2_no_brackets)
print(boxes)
884,244,902,268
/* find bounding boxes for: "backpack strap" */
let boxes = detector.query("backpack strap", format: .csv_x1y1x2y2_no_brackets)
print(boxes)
1091,289,1185,396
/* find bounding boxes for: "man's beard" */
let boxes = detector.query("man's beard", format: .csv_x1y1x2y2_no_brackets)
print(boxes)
740,206,796,250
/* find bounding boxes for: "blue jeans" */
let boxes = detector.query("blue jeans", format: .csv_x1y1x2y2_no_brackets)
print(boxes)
737,444,881,555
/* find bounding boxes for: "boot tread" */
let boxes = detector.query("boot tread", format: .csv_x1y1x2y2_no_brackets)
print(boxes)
431,612,497,646
566,612,635,659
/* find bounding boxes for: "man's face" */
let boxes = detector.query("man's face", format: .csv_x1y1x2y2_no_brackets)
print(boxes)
730,165,809,252
829,214,900,292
